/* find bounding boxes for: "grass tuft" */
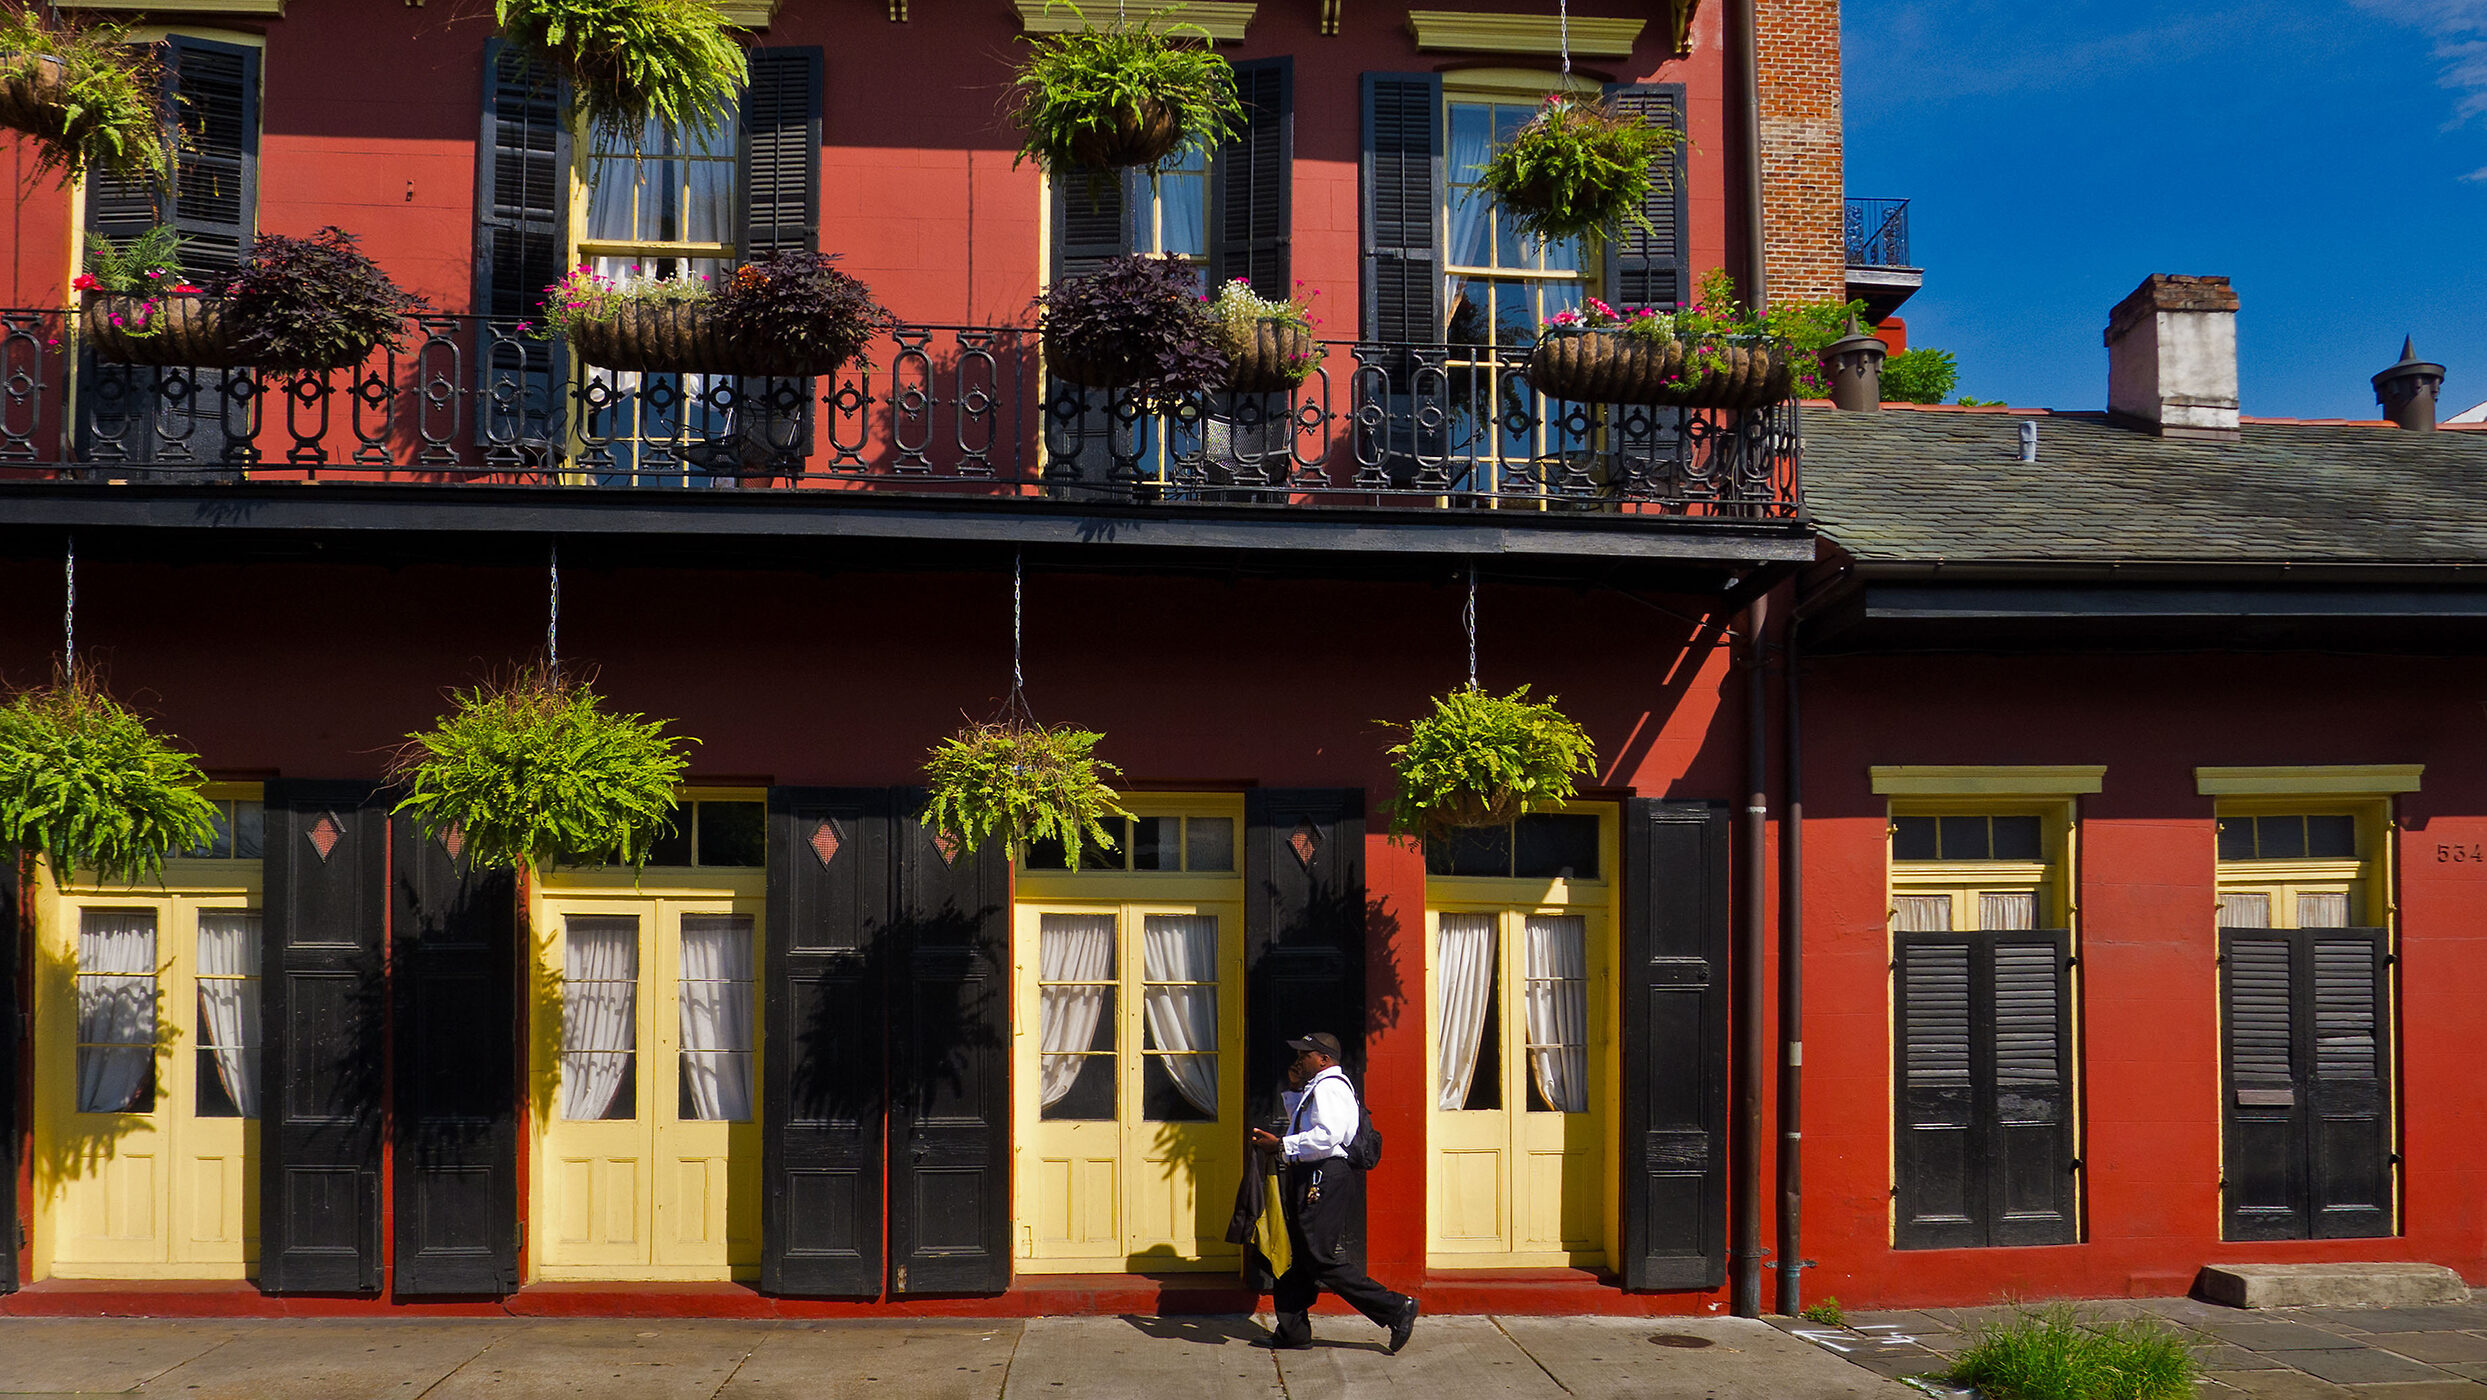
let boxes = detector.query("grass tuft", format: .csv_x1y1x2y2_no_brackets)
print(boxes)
1798,1296,1847,1327
1941,1305,2197,1400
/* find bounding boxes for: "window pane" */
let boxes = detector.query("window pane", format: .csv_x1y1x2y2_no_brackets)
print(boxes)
1436,913,1499,1111
1938,816,1989,860
1977,892,2037,931
2306,815,2357,859
1448,102,1491,185
678,915,755,1121
195,911,261,1119
1990,816,2042,861
77,908,158,1114
1083,817,1129,871
1039,914,1116,1121
1892,894,1951,933
1891,816,1938,861
233,801,265,860
2217,818,2254,862
2296,892,2351,929
1426,824,1511,878
1025,835,1071,871
645,817,694,868
561,917,640,1121
1132,817,1178,871
2258,816,2307,860
697,802,766,868
1184,817,1234,872
1141,914,1218,1121
1521,915,1588,1113
1514,814,1599,880
184,801,234,859
2219,892,2272,928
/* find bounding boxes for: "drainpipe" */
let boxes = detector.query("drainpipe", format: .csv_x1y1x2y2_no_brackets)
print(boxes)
1775,576,1807,1316
1729,0,1768,309
1733,591,1769,1317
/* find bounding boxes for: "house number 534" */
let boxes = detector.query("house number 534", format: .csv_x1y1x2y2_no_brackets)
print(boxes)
2438,844,2485,863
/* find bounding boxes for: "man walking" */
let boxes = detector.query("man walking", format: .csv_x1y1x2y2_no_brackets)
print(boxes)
1248,1032,1420,1353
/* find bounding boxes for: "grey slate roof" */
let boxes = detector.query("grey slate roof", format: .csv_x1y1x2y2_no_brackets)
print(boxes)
1799,409,2487,565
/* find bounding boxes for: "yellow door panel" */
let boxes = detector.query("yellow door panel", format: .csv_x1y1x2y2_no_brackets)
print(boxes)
1438,1148,1505,1243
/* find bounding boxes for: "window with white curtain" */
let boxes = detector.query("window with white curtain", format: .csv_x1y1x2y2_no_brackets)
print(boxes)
1140,914,1218,1122
561,916,640,1121
195,911,261,1118
1435,912,1497,1112
77,908,159,1114
1038,913,1116,1121
582,115,738,283
1521,915,1588,1114
678,914,755,1122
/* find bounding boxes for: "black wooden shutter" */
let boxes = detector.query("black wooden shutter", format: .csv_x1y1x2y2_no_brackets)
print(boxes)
1052,172,1130,280
740,47,823,258
0,849,19,1295
1619,799,1731,1290
1360,73,1441,345
1603,84,1689,310
2308,930,2390,1239
473,40,568,458
1892,935,1977,1249
2221,926,2391,1241
2221,929,2302,1241
1242,790,1367,1127
761,788,891,1297
1211,58,1292,299
887,792,1011,1294
260,782,388,1294
163,38,260,275
390,819,518,1296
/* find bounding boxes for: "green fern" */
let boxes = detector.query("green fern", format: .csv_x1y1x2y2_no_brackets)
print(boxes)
494,0,747,147
1383,685,1597,842
1007,9,1243,176
0,670,218,888
0,8,175,189
1478,95,1676,248
922,718,1129,868
81,226,186,293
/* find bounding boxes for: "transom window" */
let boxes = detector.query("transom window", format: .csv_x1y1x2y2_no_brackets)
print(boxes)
1891,814,2043,863
2218,813,2357,862
1425,814,1601,880
1027,814,1235,873
181,799,266,861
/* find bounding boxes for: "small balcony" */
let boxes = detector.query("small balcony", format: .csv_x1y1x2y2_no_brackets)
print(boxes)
0,313,1807,572
1843,197,1922,321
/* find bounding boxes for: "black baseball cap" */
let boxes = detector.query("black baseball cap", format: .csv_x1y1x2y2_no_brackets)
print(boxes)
1285,1032,1344,1059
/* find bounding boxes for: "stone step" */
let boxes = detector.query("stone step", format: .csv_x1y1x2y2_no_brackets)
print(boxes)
2197,1262,2470,1310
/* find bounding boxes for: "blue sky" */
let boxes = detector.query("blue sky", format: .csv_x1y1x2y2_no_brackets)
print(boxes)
1843,1,2487,418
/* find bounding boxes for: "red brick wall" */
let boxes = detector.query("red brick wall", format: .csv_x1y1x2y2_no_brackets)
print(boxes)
1755,0,1846,307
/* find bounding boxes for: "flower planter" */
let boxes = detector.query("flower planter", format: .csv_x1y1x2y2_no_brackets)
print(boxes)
1043,331,1140,392
0,55,73,145
79,292,246,368
1428,789,1528,831
1223,317,1314,394
1528,328,1794,408
1063,97,1182,170
569,301,854,377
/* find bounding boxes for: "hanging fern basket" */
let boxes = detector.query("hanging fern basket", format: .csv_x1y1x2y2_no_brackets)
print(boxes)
921,717,1129,869
392,668,696,871
1384,685,1597,843
1479,96,1675,247
0,673,219,888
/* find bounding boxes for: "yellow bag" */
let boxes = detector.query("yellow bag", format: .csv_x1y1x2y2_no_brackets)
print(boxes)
1252,1163,1292,1280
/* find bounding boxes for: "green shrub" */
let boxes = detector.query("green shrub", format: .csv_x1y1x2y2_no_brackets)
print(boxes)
392,669,695,872
1007,12,1242,176
0,671,218,888
1479,94,1675,247
79,225,185,293
1799,1296,1846,1327
1384,685,1596,842
1207,277,1325,384
1882,347,1959,405
494,0,746,146
0,8,174,188
1944,1306,2198,1400
922,718,1128,869
1538,269,1865,399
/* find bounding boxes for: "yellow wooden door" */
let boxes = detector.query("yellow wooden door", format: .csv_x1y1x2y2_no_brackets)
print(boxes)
1014,899,1242,1272
35,888,260,1280
1426,905,1607,1267
534,888,761,1281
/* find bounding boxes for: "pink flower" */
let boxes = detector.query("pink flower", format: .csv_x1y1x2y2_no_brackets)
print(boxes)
171,284,201,294
72,273,99,291
1548,309,1584,327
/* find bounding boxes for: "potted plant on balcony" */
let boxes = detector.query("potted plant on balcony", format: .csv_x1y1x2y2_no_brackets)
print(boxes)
1479,93,1676,248
493,0,744,145
0,665,219,888
0,8,174,189
1208,278,1324,394
1383,685,1596,842
1006,11,1243,176
1528,270,1860,408
922,716,1128,869
215,226,430,375
537,250,892,378
75,226,232,367
1037,254,1228,407
392,666,696,873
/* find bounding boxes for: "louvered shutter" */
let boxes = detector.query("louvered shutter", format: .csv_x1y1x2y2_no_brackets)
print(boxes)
1360,73,1441,345
887,792,1011,1295
1604,84,1688,310
740,48,822,258
2223,926,2390,1241
1985,932,2075,1245
1211,59,1291,299
2221,930,2304,1240
0,849,18,1294
2308,931,2390,1238
390,820,519,1296
1893,936,1977,1249
1620,799,1731,1289
762,788,891,1296
472,41,569,458
1052,172,1130,281
259,783,388,1294
164,38,259,275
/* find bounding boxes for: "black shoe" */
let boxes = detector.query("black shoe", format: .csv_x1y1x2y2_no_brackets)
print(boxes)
1268,1312,1313,1350
1264,1333,1313,1351
1388,1297,1420,1354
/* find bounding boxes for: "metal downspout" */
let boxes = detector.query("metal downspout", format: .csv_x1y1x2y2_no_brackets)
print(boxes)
1775,580,1807,1316
1730,0,1769,309
1733,592,1769,1317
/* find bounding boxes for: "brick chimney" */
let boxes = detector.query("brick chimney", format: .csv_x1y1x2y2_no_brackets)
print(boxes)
2104,274,2239,440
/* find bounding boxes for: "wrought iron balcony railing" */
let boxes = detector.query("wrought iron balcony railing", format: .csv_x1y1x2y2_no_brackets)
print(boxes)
0,313,1800,520
1845,198,1911,270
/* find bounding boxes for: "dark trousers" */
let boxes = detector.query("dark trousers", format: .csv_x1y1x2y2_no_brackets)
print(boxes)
1272,1158,1408,1338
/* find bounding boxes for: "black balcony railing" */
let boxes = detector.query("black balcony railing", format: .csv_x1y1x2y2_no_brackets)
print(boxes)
1845,198,1910,269
0,313,1800,519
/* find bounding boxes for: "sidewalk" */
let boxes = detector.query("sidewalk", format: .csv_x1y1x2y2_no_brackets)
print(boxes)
0,1313,1915,1399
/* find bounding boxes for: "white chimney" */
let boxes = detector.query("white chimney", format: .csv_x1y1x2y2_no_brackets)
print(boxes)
2104,274,2239,440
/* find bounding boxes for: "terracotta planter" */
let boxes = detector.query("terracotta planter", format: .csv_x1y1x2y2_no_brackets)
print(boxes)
1528,328,1794,408
79,292,245,368
569,301,853,377
1063,97,1183,170
1223,317,1315,394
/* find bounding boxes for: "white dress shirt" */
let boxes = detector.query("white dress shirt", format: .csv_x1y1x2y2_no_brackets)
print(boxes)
1278,1065,1359,1162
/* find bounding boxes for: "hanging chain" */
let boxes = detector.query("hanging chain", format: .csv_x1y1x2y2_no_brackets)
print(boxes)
1464,564,1478,691
547,540,562,682
1558,0,1572,78
1011,550,1026,708
62,535,76,678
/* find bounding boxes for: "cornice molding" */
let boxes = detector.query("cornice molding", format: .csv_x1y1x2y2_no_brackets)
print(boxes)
54,0,285,14
1870,765,2108,797
2196,765,2423,796
1405,9,1644,58
1012,0,1256,42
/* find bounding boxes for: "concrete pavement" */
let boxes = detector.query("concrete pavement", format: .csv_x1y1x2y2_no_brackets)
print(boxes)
0,1314,1917,1399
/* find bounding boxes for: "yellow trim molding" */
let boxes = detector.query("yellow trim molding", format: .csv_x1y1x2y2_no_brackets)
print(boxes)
1871,765,2106,797
2196,764,2423,796
56,0,284,12
717,0,777,26
1406,10,1645,59
1013,0,1256,42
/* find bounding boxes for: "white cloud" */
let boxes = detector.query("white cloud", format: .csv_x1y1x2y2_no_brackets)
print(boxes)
2353,0,2487,118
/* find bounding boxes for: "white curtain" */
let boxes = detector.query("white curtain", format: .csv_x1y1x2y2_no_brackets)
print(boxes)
1978,891,2037,931
1892,895,1952,933
561,917,640,1121
678,915,755,1122
1038,914,1115,1108
2220,892,2273,928
1141,914,1219,1118
2298,892,2350,928
1435,913,1495,1111
1522,915,1589,1114
77,909,158,1114
195,911,262,1119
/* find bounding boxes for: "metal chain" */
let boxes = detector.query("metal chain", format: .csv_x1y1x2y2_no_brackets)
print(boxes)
62,535,75,677
547,540,561,681
1465,564,1478,690
1558,0,1571,77
1012,549,1026,706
